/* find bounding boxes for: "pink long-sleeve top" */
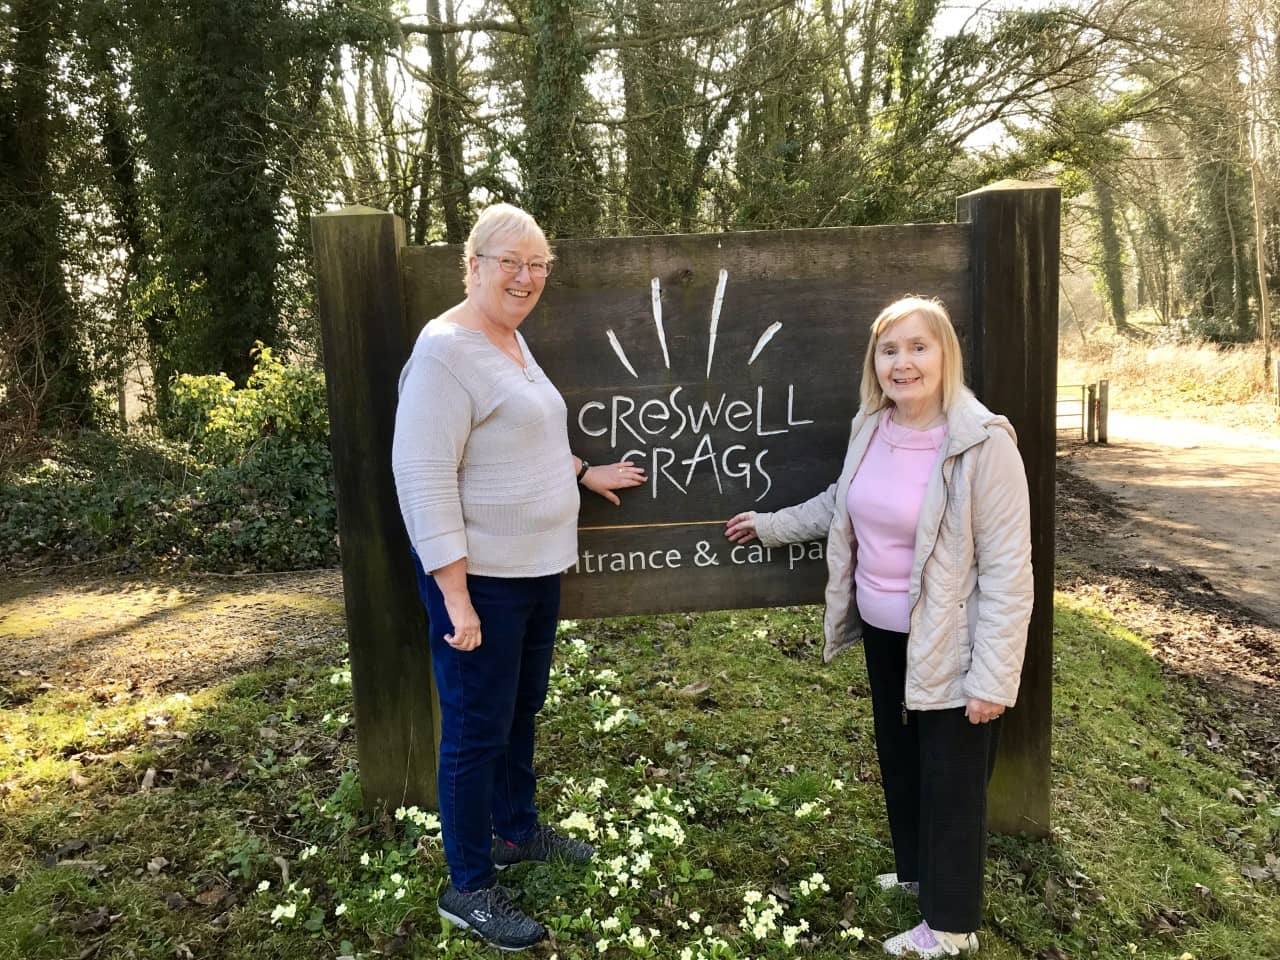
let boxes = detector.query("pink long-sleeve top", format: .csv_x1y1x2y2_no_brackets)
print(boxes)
845,410,948,633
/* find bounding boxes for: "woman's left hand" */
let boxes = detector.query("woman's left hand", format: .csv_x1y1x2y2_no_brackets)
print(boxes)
583,460,647,505
964,698,1005,724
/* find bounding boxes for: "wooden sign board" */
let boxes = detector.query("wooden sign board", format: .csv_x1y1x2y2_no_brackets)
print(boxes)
401,224,971,617
313,183,1058,833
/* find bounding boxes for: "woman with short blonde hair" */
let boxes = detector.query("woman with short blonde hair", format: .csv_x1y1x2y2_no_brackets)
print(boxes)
393,203,644,951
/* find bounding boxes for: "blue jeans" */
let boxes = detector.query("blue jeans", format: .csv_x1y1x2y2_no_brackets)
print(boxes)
413,554,560,892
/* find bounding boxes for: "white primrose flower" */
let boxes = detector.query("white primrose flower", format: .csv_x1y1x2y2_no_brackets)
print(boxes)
645,813,686,845
360,852,371,866
394,887,406,900
605,854,628,875
560,809,599,839
257,880,270,892
596,939,610,953
793,801,830,820
680,949,693,960
743,890,763,905
689,911,701,924
270,902,298,923
594,707,639,733
335,903,347,916
797,871,830,897
830,778,845,791
390,873,403,885
601,916,622,932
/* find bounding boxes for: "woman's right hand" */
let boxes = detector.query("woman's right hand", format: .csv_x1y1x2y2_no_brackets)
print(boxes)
724,511,758,544
433,559,482,650
442,592,482,651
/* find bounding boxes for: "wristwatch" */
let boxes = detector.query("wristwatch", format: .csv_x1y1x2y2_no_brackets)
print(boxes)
576,459,591,483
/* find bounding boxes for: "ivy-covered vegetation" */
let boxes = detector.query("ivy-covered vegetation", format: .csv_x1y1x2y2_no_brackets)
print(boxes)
0,348,337,572
2,0,1276,448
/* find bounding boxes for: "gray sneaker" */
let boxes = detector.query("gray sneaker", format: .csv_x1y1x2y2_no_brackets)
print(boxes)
437,884,546,951
492,824,595,868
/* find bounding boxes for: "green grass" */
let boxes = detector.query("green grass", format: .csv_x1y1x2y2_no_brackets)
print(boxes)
1,599,1277,959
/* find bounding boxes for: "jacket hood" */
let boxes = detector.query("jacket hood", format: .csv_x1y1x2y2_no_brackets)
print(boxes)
944,389,1016,456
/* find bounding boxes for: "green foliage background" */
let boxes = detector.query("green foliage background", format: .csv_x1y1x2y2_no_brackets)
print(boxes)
0,347,337,572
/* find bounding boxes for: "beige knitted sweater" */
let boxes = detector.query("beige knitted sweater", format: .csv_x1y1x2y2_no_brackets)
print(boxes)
391,319,579,578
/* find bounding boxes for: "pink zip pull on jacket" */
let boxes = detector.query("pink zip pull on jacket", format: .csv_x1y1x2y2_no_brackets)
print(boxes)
753,390,1034,711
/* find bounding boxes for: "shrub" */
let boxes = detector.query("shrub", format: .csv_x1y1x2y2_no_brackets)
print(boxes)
170,344,330,462
0,350,338,573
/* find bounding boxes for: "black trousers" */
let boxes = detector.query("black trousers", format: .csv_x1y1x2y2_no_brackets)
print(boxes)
862,619,1000,933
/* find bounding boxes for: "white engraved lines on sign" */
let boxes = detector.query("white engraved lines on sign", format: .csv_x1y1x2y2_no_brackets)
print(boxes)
705,269,728,378
747,322,783,366
606,271,784,380
606,329,638,378
650,277,671,369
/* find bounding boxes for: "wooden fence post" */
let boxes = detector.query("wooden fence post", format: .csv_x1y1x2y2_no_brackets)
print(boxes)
1098,380,1109,444
1087,383,1097,444
312,206,438,811
957,181,1058,837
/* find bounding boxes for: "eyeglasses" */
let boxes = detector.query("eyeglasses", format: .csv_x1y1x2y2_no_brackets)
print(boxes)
476,253,552,278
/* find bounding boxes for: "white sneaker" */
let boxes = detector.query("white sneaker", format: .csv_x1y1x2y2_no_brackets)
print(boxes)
883,921,978,957
875,872,920,896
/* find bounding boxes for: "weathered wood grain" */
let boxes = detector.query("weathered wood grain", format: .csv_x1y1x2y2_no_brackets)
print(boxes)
404,223,972,616
958,181,1060,838
312,207,438,811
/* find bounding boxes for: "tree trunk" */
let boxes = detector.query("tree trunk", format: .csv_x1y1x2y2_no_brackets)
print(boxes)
1252,160,1273,384
1093,177,1130,331
0,0,95,431
426,0,469,242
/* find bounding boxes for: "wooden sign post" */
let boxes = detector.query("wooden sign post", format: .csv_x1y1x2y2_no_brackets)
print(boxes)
313,183,1058,834
959,182,1059,836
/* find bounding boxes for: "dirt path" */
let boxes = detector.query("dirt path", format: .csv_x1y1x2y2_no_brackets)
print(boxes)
0,570,346,695
1065,412,1280,626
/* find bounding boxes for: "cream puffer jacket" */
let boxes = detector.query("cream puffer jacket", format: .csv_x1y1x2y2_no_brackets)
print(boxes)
754,391,1033,710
